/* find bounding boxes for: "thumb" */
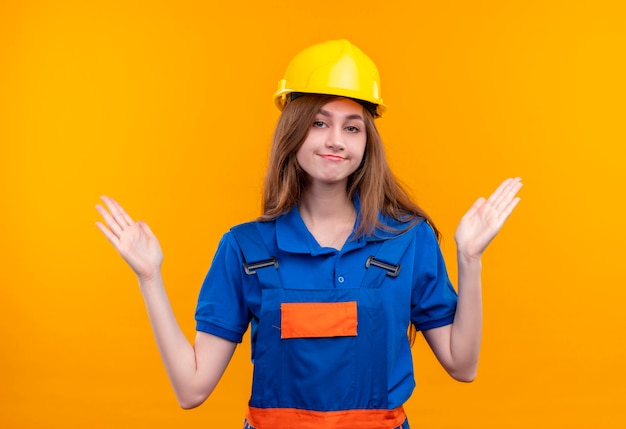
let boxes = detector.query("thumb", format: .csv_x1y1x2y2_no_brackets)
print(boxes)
465,197,486,218
137,221,156,239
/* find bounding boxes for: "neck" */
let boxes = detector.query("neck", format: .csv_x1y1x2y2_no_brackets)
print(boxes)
299,184,353,221
298,184,356,250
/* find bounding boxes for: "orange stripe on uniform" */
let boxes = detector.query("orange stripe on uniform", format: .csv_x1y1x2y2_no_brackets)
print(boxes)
280,301,357,339
246,406,406,429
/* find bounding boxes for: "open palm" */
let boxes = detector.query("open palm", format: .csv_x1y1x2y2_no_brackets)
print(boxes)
95,196,163,281
454,178,522,260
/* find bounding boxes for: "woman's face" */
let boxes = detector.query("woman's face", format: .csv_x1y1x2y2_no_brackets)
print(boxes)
296,97,367,188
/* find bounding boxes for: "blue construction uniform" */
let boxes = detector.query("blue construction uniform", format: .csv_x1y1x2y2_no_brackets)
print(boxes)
195,200,458,429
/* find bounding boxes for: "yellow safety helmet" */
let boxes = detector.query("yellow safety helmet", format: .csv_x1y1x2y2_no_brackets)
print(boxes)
274,39,387,117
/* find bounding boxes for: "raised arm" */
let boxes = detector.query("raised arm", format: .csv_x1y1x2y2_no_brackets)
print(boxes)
95,196,236,408
422,177,522,382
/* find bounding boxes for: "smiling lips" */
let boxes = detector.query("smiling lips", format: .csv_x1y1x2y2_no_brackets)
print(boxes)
318,154,345,161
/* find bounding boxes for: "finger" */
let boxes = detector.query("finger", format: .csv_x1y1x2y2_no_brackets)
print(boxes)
95,221,121,249
490,177,522,206
493,179,523,214
494,196,521,227
108,197,135,225
100,196,135,229
487,177,521,210
485,178,514,206
98,197,128,233
100,196,134,226
488,197,520,232
95,203,123,238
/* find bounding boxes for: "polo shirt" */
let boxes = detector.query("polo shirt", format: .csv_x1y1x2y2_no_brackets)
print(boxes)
195,202,458,409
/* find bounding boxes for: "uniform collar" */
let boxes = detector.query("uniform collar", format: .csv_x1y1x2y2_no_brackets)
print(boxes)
275,198,369,255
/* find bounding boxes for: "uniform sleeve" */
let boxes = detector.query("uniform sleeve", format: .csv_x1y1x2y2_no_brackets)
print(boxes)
410,222,458,331
195,232,251,343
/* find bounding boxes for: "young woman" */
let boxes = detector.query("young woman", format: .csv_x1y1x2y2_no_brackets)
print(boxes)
96,39,522,429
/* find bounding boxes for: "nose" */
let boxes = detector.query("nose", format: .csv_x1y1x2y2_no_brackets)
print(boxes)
325,126,345,151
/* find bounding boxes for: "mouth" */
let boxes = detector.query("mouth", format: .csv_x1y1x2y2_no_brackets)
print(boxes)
318,154,346,161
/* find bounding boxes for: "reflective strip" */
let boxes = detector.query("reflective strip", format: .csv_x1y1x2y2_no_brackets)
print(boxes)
280,301,357,339
246,406,406,429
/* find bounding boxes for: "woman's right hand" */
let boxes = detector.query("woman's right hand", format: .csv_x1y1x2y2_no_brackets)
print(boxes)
95,196,163,282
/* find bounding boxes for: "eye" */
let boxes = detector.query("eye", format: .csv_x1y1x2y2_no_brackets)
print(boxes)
345,125,360,133
313,120,327,128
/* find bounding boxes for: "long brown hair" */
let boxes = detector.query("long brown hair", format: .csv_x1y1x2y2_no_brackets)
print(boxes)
258,94,440,240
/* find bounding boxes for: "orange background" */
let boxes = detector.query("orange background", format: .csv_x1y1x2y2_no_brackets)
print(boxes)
1,1,625,428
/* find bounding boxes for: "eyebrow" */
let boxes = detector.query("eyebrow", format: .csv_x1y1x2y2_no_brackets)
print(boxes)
318,108,364,121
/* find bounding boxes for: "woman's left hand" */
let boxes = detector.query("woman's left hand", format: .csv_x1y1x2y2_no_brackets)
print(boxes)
454,177,522,260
